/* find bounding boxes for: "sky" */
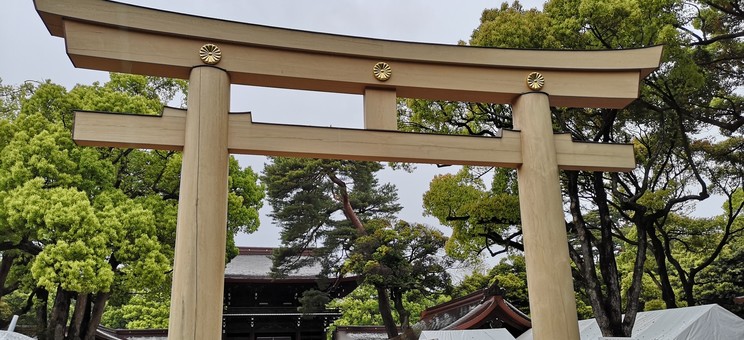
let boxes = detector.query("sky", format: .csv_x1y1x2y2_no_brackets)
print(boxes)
1,0,549,247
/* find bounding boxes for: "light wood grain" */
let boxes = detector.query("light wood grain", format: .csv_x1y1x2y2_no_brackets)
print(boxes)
364,88,397,130
554,134,635,172
73,110,635,171
35,0,662,108
512,92,580,340
73,108,186,150
35,0,662,75
168,67,230,340
60,20,649,108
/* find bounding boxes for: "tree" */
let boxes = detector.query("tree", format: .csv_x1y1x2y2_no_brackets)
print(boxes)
262,157,451,338
328,283,451,335
423,167,521,259
0,75,264,339
263,158,399,275
626,189,744,312
696,213,744,317
406,0,743,337
343,220,452,334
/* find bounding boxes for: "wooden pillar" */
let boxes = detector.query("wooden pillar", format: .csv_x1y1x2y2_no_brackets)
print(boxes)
512,92,580,340
363,88,397,130
168,66,230,340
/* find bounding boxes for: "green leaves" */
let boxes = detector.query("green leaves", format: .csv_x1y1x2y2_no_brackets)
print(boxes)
403,0,744,335
423,167,520,260
471,1,560,49
33,240,114,293
2,180,113,293
263,157,452,334
0,74,262,334
344,220,450,289
263,157,400,276
329,283,450,327
227,157,263,235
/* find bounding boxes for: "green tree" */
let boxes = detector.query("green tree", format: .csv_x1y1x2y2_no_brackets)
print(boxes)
343,220,452,334
262,157,452,339
263,158,399,276
0,75,264,339
423,167,521,260
329,283,450,334
454,254,595,319
406,0,743,337
696,219,744,317
451,255,528,312
626,189,744,312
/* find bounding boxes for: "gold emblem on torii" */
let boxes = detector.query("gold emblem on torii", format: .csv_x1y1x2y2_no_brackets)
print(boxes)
373,62,392,81
199,44,222,65
527,72,545,91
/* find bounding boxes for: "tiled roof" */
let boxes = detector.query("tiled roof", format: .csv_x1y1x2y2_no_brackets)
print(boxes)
419,284,531,336
224,247,323,280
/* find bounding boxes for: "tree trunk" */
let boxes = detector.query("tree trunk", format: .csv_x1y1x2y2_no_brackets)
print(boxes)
391,289,410,331
66,292,88,340
593,173,625,336
0,252,16,295
79,294,92,339
327,172,367,235
567,173,611,334
621,221,648,335
49,288,72,340
36,287,49,340
83,291,111,340
375,285,398,339
648,228,678,308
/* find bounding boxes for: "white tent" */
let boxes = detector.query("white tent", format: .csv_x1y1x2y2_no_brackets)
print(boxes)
0,331,34,340
516,304,744,340
420,329,517,340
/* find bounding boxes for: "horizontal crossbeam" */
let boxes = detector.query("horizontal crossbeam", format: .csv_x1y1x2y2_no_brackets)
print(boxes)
35,0,662,109
73,108,635,172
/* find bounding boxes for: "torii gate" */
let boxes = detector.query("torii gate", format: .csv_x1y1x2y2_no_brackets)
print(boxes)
35,1,662,339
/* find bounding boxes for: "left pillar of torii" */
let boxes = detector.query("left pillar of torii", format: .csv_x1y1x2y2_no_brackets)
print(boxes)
169,66,230,339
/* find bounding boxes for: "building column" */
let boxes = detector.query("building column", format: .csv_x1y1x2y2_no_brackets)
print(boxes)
168,66,230,340
512,92,580,340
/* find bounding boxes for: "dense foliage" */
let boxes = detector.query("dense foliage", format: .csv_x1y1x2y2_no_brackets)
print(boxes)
0,75,264,339
405,0,743,336
262,157,453,338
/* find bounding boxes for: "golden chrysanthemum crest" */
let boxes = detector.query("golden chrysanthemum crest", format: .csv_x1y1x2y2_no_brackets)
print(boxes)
199,44,222,65
526,72,545,91
373,62,392,81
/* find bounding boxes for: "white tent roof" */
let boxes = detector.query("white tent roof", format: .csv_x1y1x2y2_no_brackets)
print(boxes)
0,331,34,340
420,329,516,340
516,304,744,340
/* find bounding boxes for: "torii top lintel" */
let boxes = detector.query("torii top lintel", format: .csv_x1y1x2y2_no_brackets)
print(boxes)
35,0,662,109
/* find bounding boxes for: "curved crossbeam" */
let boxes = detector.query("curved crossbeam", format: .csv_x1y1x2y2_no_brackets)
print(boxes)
35,0,661,108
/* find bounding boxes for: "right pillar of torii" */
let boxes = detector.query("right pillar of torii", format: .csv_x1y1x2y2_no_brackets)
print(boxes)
33,1,664,339
513,92,580,339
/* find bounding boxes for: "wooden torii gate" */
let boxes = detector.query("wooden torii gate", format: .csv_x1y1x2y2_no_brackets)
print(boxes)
35,1,662,339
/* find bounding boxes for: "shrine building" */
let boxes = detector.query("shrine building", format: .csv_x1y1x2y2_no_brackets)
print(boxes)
222,247,357,340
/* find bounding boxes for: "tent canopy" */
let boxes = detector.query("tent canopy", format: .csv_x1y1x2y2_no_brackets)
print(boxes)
516,304,744,340
420,329,516,340
0,331,34,340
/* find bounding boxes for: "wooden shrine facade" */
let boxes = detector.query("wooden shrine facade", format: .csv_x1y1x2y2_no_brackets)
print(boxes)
222,248,357,340
93,247,354,340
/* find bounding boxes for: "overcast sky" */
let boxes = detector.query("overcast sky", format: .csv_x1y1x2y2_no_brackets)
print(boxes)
1,0,549,247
